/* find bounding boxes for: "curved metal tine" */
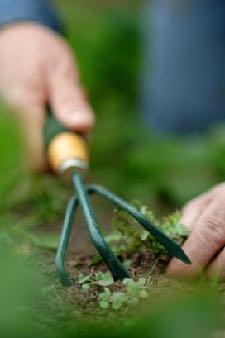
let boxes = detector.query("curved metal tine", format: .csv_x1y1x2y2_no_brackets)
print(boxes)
88,185,191,265
72,173,130,281
55,196,79,286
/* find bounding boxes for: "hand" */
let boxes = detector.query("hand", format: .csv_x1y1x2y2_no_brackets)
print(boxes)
0,23,94,170
167,183,225,280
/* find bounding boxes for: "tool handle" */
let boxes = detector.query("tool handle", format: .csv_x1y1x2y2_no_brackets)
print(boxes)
44,110,89,174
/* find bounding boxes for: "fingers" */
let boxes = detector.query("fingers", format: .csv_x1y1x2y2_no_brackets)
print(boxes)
181,193,213,231
0,23,95,172
167,193,225,279
47,49,94,133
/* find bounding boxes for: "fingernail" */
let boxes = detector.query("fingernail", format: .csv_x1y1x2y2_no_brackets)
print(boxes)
61,109,94,130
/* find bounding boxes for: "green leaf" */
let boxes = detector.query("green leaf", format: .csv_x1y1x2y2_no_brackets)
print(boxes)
138,277,147,286
105,232,122,242
140,206,147,215
127,282,140,298
98,288,111,302
140,231,149,241
99,301,109,310
112,292,127,310
96,273,114,287
98,293,108,302
112,300,123,310
122,278,134,286
82,283,90,291
104,288,111,297
139,290,148,299
78,274,90,284
112,292,127,302
95,272,103,281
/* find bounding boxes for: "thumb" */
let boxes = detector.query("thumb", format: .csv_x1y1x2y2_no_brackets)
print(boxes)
48,72,95,133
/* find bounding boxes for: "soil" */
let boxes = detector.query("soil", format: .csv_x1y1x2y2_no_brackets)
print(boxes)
40,246,175,315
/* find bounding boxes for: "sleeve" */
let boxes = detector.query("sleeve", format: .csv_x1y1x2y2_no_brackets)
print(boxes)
0,0,62,32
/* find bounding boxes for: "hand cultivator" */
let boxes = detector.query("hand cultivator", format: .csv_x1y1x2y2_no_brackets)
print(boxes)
44,112,191,286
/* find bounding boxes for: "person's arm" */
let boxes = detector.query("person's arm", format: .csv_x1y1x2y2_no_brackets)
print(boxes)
0,1,94,171
0,0,62,32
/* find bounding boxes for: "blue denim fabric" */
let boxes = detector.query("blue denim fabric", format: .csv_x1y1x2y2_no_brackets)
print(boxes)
0,0,61,32
142,0,225,134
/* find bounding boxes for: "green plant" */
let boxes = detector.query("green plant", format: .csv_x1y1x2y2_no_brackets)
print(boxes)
123,278,148,303
98,288,111,309
78,273,91,285
97,277,149,310
95,272,114,287
104,205,189,258
77,272,114,291
77,270,150,311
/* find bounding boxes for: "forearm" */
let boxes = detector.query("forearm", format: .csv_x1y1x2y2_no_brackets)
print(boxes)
0,0,62,32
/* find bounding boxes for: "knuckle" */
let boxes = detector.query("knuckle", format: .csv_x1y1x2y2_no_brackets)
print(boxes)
200,216,225,243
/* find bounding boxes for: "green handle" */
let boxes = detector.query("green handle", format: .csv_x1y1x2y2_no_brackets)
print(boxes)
43,109,89,173
43,110,67,150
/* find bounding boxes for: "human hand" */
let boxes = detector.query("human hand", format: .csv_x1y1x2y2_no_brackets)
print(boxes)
0,23,94,170
167,183,225,280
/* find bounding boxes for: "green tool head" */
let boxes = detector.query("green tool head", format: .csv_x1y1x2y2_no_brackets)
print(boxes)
44,111,190,287
55,174,190,286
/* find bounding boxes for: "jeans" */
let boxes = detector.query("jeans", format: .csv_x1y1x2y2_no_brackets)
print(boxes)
142,0,225,134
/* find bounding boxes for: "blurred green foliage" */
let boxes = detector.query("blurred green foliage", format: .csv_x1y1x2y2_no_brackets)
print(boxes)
0,245,44,337
0,107,24,209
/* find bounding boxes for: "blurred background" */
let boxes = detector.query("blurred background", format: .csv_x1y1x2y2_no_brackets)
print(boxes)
56,0,225,208
1,0,225,336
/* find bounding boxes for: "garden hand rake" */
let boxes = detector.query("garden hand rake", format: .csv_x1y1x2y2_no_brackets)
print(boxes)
44,112,191,286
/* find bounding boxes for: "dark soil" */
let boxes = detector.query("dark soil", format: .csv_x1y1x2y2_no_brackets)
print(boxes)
40,246,174,315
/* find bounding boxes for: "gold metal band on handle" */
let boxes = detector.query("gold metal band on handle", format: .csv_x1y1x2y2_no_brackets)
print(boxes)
47,132,89,173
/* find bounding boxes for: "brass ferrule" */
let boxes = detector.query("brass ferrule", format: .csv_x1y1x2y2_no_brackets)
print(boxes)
47,132,89,174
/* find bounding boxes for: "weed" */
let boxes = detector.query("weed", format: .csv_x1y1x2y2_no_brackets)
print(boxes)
97,277,149,310
76,271,149,311
102,205,189,259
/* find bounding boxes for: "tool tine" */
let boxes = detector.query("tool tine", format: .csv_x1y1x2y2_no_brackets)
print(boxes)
88,185,191,265
55,196,79,286
72,173,130,281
